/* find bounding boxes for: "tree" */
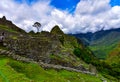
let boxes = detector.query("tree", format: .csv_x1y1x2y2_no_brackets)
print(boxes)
73,48,81,57
32,22,41,32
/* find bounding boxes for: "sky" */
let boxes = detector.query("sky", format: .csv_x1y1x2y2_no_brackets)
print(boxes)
0,0,120,34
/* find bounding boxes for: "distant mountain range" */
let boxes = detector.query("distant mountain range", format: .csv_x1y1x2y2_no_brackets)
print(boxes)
72,28,120,59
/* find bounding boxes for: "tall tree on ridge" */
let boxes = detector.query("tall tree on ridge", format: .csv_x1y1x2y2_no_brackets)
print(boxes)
33,22,41,33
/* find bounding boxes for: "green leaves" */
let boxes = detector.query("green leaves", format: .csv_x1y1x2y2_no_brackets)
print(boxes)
73,48,81,57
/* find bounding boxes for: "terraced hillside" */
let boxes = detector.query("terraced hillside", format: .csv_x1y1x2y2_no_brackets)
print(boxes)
0,54,108,82
0,16,118,81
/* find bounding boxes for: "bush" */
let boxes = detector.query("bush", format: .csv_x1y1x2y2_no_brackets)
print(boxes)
73,48,81,57
73,47,92,63
59,35,64,45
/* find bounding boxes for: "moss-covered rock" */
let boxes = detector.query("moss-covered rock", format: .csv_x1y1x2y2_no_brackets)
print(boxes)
3,26,89,69
50,25,64,35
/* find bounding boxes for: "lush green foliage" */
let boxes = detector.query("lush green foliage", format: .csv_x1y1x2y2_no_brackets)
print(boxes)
59,35,64,45
0,56,103,82
73,48,81,57
74,47,95,63
73,47,119,81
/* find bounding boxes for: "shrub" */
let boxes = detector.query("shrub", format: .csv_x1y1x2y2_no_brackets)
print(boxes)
73,48,81,57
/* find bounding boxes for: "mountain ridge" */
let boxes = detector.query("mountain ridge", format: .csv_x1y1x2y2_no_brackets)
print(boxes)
0,16,26,33
72,27,120,59
72,28,120,45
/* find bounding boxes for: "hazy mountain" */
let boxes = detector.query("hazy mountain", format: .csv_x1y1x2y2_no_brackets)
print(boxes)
72,28,120,59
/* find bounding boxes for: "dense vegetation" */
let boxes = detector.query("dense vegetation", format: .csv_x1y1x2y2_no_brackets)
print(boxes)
73,47,120,81
72,28,120,80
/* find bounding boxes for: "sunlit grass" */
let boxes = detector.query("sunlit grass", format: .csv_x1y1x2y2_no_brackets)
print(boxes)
0,55,104,82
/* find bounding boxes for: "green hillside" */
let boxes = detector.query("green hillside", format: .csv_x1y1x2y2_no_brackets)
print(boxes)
73,29,120,59
106,44,120,64
89,31,120,59
72,29,120,80
89,42,117,59
105,43,120,79
0,55,106,82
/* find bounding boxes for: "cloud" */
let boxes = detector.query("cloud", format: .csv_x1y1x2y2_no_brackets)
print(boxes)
75,0,110,15
0,0,53,32
0,0,120,34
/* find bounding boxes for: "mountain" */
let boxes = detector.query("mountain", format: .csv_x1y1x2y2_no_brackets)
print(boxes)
106,43,120,65
0,16,26,34
0,16,89,68
0,16,119,81
105,42,120,69
105,43,120,79
72,28,120,59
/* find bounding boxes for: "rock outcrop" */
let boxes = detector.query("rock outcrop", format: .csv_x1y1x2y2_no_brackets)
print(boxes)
5,32,79,68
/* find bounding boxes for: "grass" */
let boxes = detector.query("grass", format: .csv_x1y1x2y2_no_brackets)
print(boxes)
0,55,106,82
0,57,30,82
0,25,18,33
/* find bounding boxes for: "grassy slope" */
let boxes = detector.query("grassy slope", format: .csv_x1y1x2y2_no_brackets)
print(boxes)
89,32,120,59
105,44,120,79
106,43,120,67
0,55,106,82
89,43,117,59
0,25,18,33
0,57,30,82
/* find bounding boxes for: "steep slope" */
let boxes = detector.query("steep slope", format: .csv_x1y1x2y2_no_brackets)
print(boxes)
0,16,25,33
72,28,120,59
106,44,120,65
51,25,64,35
0,16,27,42
0,55,106,82
105,43,120,79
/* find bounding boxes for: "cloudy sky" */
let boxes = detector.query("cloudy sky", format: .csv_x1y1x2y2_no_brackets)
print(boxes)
0,0,120,34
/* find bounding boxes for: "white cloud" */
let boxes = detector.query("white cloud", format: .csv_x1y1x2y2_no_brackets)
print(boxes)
75,0,110,15
43,20,63,32
0,0,120,34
